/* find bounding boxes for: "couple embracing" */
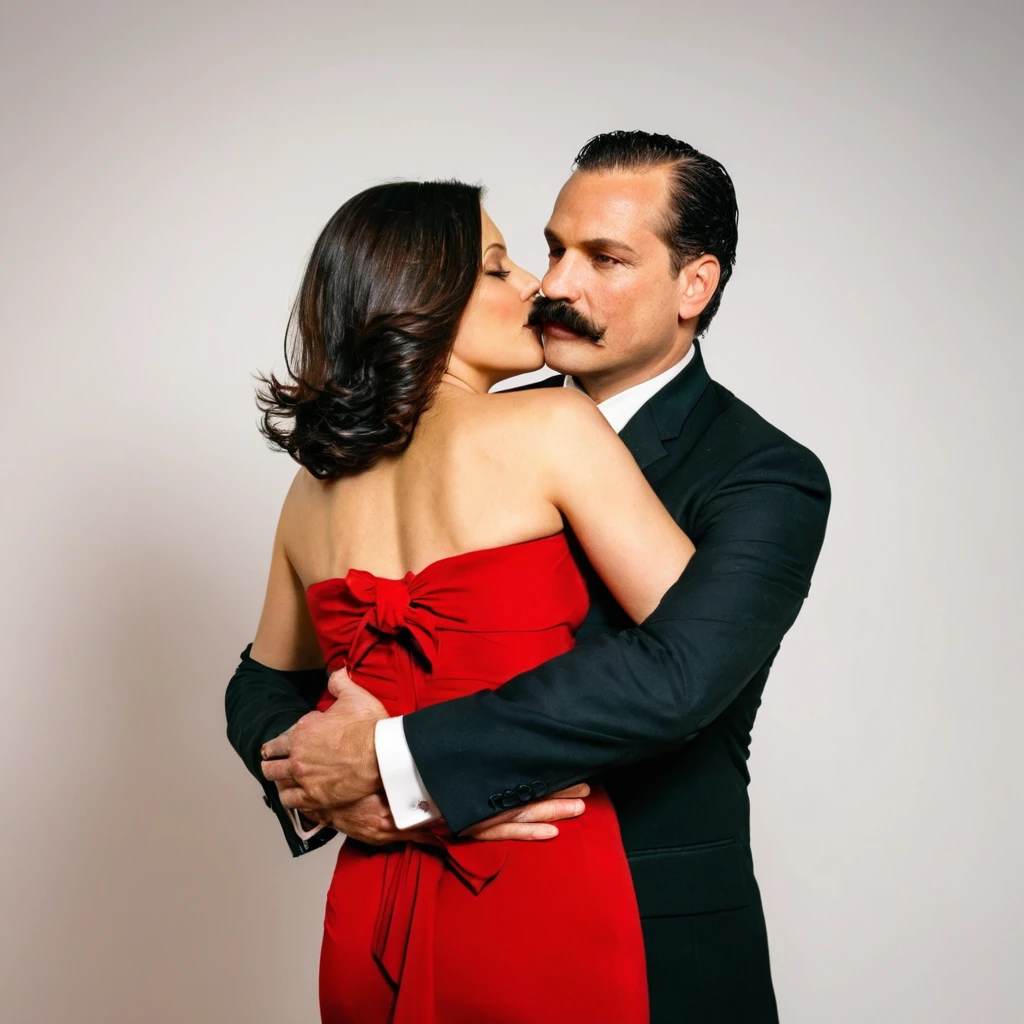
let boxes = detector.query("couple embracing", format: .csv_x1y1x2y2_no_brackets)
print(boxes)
226,130,830,1023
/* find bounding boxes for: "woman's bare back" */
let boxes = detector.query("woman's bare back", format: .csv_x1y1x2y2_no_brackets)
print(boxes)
253,380,691,671
283,387,568,589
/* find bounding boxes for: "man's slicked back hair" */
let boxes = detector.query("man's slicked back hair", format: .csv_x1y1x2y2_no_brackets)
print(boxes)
573,130,738,336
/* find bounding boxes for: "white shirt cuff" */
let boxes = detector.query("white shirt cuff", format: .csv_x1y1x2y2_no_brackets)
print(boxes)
375,715,441,829
286,806,347,847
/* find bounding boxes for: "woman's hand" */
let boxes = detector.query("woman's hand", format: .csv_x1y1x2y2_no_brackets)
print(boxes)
460,783,590,841
297,783,590,845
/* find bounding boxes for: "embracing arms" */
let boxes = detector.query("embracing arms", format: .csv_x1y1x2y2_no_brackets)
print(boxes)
226,384,829,844
224,387,698,847
224,457,603,852
403,437,831,834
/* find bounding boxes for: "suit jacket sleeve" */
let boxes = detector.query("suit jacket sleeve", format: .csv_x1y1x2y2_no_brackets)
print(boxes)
402,442,831,835
224,644,337,857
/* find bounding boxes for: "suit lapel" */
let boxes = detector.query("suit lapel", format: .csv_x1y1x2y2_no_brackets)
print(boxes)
619,342,713,470
618,405,667,470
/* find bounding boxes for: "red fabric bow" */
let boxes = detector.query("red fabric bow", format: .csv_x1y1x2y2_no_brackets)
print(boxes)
344,570,442,670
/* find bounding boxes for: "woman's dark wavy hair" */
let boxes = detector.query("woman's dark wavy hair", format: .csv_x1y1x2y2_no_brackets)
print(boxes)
255,180,483,479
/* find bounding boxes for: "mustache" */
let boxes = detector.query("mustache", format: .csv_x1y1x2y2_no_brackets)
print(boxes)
527,296,605,342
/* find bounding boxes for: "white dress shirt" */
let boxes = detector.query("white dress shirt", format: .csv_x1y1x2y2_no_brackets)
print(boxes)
296,346,696,838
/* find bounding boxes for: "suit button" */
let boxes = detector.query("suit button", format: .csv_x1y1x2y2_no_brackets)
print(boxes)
262,794,272,808
501,789,519,809
530,780,547,798
517,784,533,802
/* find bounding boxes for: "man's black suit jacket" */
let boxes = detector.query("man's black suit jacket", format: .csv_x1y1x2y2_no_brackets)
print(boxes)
225,343,830,1018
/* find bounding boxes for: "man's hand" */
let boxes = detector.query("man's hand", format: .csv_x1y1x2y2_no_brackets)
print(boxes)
261,669,387,812
262,665,591,838
297,783,591,846
301,791,414,846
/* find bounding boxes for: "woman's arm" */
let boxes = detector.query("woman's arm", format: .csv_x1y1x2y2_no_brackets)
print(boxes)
225,474,332,855
249,473,325,670
535,389,696,622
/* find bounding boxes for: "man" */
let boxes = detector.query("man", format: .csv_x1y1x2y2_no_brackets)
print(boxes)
227,130,830,1022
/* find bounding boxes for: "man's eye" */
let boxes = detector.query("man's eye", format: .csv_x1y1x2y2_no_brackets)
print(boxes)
547,248,565,260
594,254,619,265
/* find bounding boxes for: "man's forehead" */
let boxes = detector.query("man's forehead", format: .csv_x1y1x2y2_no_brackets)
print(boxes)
547,167,670,241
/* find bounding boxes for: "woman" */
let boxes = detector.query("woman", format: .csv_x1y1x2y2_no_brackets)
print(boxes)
248,181,695,1023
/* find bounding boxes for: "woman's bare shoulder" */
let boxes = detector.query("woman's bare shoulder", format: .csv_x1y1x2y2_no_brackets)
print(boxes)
486,384,606,433
278,465,332,537
466,387,614,481
283,464,324,502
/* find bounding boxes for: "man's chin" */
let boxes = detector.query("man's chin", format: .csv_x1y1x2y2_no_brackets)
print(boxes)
542,335,606,376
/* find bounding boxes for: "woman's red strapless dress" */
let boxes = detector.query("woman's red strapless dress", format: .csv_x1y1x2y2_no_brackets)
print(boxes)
305,532,648,1024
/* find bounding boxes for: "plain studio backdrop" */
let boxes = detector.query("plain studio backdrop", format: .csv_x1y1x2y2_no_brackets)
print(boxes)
1,1,1020,1021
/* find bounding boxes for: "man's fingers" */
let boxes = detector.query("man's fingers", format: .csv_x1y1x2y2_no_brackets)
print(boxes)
327,667,353,698
278,786,314,811
261,758,296,782
260,713,321,760
260,735,291,760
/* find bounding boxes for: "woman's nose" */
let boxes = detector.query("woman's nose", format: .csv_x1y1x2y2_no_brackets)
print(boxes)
520,274,541,300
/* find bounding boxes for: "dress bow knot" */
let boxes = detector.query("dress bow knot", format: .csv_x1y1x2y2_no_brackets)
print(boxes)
344,570,441,670
372,575,413,634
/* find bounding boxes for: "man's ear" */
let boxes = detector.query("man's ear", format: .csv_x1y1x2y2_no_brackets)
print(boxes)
678,254,721,323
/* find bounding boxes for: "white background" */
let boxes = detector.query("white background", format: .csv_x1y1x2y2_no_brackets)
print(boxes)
1,1,1021,1020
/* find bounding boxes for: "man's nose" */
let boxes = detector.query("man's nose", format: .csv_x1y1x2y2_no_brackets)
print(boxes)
541,257,581,304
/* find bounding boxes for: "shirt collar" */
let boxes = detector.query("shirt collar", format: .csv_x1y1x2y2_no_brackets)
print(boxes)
562,344,696,434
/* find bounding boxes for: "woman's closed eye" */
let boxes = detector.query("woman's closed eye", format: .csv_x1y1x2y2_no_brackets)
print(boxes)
487,269,512,280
